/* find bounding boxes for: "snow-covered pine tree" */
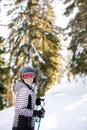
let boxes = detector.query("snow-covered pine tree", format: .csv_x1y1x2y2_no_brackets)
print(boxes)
0,37,8,110
3,0,60,98
62,0,87,75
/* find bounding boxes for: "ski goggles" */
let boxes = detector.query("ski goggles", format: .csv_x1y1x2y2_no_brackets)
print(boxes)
22,72,34,79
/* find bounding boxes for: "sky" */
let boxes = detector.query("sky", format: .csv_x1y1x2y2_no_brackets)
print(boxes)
53,0,78,29
0,75,87,130
0,0,70,37
0,0,11,37
0,0,79,37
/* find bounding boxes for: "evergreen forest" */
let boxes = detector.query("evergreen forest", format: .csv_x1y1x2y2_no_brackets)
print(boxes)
0,0,87,110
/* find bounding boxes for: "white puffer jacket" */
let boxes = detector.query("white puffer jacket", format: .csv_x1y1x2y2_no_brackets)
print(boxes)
12,80,36,129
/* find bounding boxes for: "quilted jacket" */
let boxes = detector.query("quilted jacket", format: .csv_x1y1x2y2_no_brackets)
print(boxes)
12,80,36,130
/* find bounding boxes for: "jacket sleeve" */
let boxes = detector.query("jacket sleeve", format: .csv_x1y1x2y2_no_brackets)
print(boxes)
16,87,33,117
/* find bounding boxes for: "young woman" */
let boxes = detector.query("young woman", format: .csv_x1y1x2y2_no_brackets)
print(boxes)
12,66,45,130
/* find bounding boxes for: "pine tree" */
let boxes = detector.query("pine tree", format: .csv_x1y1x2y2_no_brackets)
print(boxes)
4,0,60,96
0,37,8,110
62,0,87,75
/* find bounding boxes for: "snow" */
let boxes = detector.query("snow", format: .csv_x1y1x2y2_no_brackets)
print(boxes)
0,75,87,130
31,43,45,64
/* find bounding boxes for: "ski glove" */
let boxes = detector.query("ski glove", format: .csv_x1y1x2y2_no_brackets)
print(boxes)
33,108,45,118
36,97,41,106
36,97,45,106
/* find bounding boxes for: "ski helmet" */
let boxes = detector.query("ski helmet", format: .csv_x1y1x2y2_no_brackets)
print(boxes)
20,66,35,79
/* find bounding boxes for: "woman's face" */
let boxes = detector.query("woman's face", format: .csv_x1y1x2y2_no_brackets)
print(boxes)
22,72,34,85
23,78,34,85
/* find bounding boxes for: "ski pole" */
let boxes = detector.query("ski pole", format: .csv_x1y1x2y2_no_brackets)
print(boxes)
37,100,45,130
37,118,41,130
34,105,38,127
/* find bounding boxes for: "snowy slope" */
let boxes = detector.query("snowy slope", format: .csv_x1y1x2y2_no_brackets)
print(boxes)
0,75,87,130
40,76,87,130
0,107,14,130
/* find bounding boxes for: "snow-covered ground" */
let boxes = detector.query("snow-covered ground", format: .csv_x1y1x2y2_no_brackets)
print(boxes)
0,75,87,130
